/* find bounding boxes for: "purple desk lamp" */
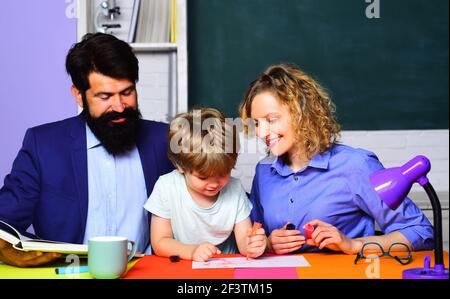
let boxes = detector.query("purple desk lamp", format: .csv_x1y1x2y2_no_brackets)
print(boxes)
370,155,448,279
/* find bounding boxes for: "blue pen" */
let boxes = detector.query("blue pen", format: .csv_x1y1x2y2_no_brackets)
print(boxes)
55,265,89,275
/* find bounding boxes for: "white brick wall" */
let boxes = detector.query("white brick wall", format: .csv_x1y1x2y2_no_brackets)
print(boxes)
340,130,449,194
231,135,266,192
137,52,172,122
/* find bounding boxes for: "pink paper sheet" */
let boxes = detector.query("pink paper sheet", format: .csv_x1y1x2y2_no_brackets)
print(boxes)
233,267,298,279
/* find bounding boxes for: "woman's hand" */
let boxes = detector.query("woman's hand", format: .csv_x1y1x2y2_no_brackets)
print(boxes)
267,223,306,254
246,227,267,258
305,219,363,254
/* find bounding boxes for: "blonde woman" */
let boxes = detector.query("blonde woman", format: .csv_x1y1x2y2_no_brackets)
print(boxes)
240,64,433,256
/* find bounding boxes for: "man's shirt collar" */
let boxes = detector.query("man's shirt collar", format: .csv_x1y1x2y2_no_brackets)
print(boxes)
86,125,102,149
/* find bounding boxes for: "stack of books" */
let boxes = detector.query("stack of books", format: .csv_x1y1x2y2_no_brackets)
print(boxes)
129,0,177,43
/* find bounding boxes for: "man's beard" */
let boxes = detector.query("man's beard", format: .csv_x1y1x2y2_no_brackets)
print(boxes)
84,106,142,156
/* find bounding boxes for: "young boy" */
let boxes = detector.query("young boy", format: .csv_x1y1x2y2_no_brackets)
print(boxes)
144,108,267,262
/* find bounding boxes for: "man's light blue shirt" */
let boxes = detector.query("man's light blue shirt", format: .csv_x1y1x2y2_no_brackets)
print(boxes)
82,125,150,253
250,144,434,252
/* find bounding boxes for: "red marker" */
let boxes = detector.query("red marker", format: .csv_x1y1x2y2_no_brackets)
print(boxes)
304,224,315,239
250,222,262,236
265,136,270,146
247,222,262,259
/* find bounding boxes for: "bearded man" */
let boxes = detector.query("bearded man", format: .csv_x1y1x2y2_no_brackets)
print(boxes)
0,33,174,267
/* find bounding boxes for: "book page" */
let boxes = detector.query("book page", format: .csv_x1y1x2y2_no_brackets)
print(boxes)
20,241,88,255
0,220,21,244
192,255,311,269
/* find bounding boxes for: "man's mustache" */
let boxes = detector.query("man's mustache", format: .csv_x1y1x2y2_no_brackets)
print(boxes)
96,108,139,123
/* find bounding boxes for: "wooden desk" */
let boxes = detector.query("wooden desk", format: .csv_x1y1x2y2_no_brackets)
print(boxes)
0,251,448,279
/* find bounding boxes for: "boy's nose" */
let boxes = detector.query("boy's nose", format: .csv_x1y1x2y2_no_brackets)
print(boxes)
209,181,220,188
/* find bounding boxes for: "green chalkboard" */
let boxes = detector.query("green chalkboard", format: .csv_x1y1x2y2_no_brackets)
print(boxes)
188,0,449,130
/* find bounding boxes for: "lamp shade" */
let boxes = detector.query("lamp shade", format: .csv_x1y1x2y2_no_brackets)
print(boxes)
369,155,431,210
369,155,448,279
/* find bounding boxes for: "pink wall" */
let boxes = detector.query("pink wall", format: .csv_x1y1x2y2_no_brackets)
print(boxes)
0,1,77,180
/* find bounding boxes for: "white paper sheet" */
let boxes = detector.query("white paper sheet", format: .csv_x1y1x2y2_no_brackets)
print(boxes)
192,255,311,269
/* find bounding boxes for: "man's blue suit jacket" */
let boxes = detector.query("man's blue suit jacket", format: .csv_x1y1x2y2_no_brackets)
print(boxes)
0,114,174,244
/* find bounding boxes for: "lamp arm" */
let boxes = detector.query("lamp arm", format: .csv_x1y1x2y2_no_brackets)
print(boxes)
423,182,444,266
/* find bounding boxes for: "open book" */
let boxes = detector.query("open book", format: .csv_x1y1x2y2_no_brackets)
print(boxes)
0,220,87,255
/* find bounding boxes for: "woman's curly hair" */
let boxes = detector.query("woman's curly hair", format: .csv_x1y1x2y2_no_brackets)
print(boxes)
239,64,341,159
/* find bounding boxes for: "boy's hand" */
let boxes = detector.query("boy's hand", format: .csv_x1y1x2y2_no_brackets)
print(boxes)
192,242,221,262
246,227,267,258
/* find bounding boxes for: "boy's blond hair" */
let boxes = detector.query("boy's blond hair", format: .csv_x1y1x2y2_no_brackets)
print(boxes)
168,108,239,177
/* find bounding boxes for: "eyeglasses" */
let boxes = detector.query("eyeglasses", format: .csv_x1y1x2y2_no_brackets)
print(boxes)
354,242,412,265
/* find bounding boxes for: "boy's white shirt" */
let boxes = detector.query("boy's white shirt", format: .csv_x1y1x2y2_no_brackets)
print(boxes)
144,170,252,253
